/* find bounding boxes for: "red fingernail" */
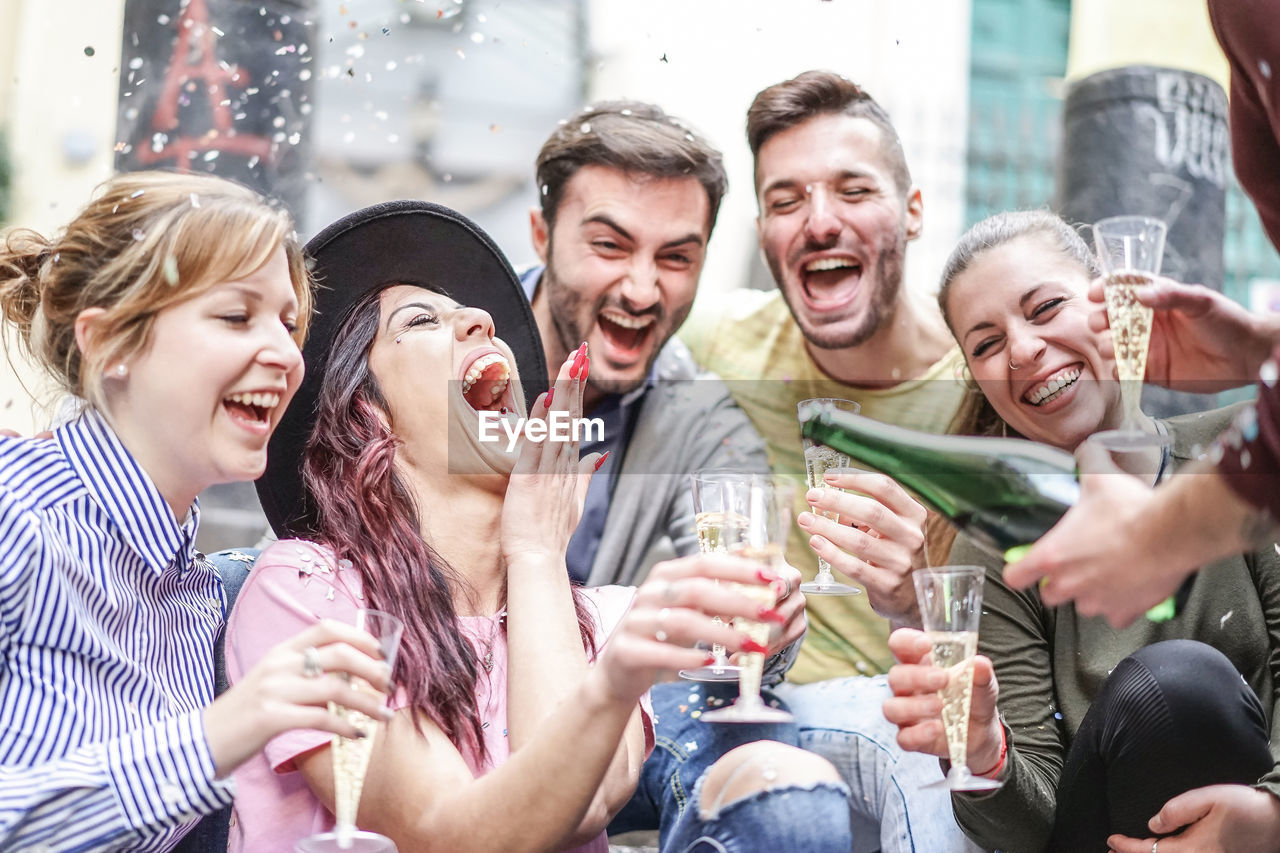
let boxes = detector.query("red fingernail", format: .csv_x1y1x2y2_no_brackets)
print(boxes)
755,568,779,583
594,451,610,472
740,639,769,655
703,653,717,665
544,387,554,408
571,348,587,379
758,606,786,624
580,356,590,382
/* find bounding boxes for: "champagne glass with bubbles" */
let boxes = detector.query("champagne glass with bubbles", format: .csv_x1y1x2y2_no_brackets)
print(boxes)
797,398,862,595
701,475,796,724
913,566,1001,792
1092,215,1172,452
296,609,405,853
679,469,750,682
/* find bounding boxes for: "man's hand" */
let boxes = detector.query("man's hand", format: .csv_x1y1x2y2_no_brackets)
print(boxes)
799,467,928,626
1107,785,1280,853
1088,276,1280,393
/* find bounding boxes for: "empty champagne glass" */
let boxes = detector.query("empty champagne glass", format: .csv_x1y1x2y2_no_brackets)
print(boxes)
1092,215,1171,451
797,398,862,595
701,475,796,724
679,469,750,682
913,566,1001,792
296,608,405,853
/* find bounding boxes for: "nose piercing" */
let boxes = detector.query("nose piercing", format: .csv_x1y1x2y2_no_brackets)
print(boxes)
1008,359,1021,371
395,336,402,344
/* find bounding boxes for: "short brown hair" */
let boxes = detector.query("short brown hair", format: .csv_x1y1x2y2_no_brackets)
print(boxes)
535,100,727,232
0,171,310,411
747,70,911,195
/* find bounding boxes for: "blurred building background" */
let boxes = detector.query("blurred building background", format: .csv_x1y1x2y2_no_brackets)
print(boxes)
0,0,1272,550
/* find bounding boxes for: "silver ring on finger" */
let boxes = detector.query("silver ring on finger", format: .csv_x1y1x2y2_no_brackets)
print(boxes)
776,577,794,601
654,607,671,643
1151,842,1157,853
302,645,323,678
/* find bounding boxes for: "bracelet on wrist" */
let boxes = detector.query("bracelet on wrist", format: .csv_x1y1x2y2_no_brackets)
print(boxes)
972,724,1007,779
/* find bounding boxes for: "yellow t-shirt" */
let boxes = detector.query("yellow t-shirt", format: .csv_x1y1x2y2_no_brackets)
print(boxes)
680,290,966,683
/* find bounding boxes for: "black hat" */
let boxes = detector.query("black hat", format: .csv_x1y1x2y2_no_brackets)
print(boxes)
256,200,549,538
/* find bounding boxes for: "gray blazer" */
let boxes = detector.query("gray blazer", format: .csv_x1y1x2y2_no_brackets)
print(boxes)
584,338,772,588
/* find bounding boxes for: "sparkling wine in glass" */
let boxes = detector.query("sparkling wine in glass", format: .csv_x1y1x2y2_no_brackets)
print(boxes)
680,470,750,682
1093,215,1171,449
297,608,405,853
701,475,796,724
797,398,862,596
913,566,1001,792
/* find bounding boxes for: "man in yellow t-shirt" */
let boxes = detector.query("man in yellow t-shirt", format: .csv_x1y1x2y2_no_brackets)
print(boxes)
681,70,966,685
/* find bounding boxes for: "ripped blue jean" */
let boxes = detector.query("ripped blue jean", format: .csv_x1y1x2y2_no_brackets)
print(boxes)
775,676,984,853
665,770,852,853
611,680,852,850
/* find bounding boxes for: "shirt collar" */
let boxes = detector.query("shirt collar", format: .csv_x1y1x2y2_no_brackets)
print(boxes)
520,264,658,411
56,409,200,576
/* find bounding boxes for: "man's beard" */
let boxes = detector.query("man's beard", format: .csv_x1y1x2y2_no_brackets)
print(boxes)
540,259,681,396
772,226,906,351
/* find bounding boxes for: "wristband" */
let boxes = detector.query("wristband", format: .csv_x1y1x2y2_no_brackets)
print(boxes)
972,724,1007,779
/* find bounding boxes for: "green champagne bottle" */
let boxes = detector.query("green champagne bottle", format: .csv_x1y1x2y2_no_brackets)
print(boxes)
800,407,1186,621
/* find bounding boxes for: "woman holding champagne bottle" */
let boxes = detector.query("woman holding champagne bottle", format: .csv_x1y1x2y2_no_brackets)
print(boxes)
227,202,853,852
0,172,394,851
882,210,1280,852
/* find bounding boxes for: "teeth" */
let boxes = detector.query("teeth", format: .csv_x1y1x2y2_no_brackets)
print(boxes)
600,310,653,330
1024,367,1082,406
225,391,280,409
461,352,511,392
805,257,856,273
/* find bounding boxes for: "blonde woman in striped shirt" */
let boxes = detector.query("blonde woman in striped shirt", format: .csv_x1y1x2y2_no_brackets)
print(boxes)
0,171,391,851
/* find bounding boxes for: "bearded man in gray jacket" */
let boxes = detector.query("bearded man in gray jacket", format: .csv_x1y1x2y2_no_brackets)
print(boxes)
520,100,812,848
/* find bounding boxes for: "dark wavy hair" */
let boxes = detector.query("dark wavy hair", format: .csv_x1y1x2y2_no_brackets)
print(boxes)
302,286,597,759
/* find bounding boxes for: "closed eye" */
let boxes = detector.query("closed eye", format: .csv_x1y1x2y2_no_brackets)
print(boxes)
971,336,1002,358
220,313,249,327
405,312,438,329
1031,297,1066,319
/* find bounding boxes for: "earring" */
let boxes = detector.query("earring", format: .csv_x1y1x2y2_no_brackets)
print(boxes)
110,363,128,379
395,336,402,344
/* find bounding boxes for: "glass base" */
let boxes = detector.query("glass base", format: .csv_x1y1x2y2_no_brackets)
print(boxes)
295,830,398,853
700,699,795,724
679,663,742,682
921,767,1003,792
800,579,861,596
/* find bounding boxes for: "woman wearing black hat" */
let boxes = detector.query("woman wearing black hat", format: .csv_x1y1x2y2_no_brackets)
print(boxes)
225,201,854,852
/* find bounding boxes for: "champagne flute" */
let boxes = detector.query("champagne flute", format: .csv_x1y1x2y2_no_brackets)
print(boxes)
1092,215,1172,451
296,608,405,853
796,398,862,595
913,566,1001,792
701,475,796,724
679,469,749,682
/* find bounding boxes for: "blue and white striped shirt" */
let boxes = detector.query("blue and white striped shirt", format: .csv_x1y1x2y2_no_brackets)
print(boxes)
0,410,232,851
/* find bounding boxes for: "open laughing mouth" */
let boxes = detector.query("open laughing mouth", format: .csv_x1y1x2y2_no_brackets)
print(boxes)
223,390,281,429
461,350,514,412
801,256,863,308
1023,366,1082,407
597,309,656,362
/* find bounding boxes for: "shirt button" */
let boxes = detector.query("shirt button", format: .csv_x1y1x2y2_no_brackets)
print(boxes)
159,781,184,805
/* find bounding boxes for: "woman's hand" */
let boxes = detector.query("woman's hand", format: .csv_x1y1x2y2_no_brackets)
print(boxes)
798,468,929,625
204,619,393,777
501,342,600,569
593,554,786,704
1107,785,1280,853
1088,275,1280,393
883,628,1004,775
